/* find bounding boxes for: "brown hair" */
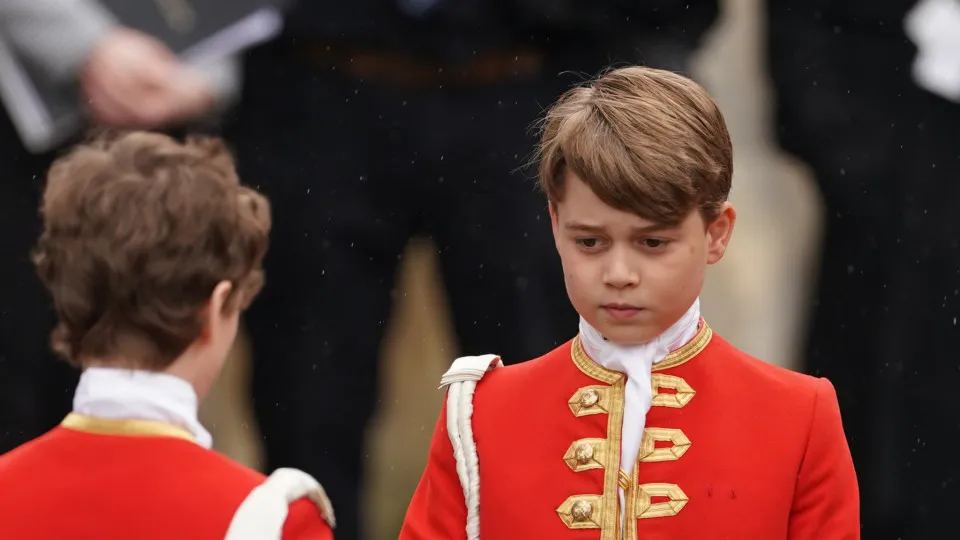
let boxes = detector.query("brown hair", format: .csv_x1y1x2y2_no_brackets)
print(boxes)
33,131,271,369
537,66,733,225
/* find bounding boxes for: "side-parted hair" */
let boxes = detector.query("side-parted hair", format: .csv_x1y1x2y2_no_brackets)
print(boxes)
537,66,733,225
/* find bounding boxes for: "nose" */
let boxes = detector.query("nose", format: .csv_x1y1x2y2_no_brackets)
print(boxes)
602,250,639,289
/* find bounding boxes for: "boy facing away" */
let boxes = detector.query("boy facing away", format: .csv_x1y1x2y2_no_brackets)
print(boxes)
0,132,335,540
399,67,860,539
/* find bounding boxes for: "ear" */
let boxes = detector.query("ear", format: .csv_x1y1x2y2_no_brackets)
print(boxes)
210,280,234,314
199,281,234,341
705,202,736,265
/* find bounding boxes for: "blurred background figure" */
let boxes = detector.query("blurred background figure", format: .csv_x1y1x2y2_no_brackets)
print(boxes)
768,0,960,537
224,2,719,539
0,0,233,453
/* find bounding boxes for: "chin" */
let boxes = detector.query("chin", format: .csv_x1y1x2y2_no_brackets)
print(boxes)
595,321,660,346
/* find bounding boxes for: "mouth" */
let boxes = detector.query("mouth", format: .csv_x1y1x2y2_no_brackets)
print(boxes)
601,304,645,320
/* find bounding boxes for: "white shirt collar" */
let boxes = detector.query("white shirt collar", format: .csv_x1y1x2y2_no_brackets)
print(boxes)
72,367,212,448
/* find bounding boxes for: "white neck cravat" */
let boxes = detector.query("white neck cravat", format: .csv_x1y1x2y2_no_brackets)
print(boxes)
578,298,701,521
72,367,212,448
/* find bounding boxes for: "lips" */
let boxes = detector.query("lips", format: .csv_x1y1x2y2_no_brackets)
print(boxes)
601,304,644,320
602,303,642,310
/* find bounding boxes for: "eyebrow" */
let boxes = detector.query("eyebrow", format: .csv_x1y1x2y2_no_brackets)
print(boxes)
563,221,672,234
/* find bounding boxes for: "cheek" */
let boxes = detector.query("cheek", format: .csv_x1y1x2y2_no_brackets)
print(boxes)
559,253,593,300
678,247,708,293
556,245,577,277
654,246,704,291
560,256,582,290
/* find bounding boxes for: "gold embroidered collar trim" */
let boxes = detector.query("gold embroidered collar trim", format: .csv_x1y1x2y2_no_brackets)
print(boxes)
60,413,195,442
571,319,713,381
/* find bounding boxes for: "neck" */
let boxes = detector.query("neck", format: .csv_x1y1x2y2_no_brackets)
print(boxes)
82,349,215,403
164,356,212,402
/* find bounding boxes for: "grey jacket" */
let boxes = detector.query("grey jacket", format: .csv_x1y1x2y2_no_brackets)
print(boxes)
0,0,239,148
0,0,117,82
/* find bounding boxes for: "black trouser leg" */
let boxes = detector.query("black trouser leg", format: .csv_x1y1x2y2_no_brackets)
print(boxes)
227,51,413,540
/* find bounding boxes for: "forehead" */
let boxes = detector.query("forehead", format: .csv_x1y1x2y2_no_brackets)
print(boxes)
555,171,661,228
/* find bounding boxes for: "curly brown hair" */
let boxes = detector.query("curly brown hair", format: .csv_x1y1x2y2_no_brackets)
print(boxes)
33,131,271,369
537,66,733,226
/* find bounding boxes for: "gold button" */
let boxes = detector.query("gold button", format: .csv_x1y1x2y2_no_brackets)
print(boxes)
571,500,593,522
574,443,595,464
579,389,599,408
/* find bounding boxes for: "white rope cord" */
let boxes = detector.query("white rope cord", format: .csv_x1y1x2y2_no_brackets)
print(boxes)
439,354,502,540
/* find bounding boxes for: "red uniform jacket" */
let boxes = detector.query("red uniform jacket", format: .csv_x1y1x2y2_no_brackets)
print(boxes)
0,416,333,540
400,322,859,539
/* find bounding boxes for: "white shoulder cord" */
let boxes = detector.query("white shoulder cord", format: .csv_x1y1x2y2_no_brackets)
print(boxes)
438,354,503,540
224,468,336,540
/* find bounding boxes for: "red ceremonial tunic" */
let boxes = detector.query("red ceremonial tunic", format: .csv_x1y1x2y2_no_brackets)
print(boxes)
400,322,860,539
0,415,333,540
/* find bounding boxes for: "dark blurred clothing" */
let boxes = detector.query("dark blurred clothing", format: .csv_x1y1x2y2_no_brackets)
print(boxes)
226,2,719,538
0,112,79,454
283,0,717,68
768,2,960,538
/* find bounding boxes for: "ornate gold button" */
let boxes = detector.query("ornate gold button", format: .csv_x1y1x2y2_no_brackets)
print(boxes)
574,443,595,464
571,500,593,522
579,389,599,408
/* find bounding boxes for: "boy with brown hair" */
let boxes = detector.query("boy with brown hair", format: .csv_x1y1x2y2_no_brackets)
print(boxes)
400,67,860,539
0,131,335,540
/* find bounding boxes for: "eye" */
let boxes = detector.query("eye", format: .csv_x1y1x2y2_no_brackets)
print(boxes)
575,238,600,249
642,238,670,249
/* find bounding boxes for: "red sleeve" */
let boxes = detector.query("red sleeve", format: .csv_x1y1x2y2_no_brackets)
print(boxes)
788,377,860,540
398,399,468,540
282,499,334,540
